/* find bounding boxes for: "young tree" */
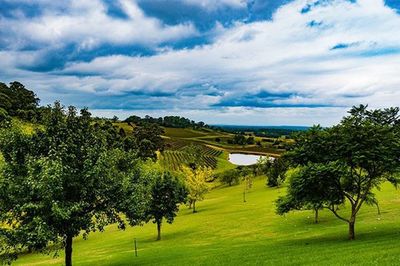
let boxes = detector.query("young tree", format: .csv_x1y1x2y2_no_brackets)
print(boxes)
145,171,187,240
0,103,138,265
242,174,254,203
181,166,212,213
278,105,400,240
122,167,189,241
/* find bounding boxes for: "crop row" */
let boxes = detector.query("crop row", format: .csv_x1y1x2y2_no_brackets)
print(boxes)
160,150,218,171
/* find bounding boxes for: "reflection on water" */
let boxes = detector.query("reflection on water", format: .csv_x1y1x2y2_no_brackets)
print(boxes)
228,153,269,166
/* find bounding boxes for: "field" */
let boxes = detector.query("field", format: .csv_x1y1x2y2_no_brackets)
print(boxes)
158,125,285,172
15,178,400,265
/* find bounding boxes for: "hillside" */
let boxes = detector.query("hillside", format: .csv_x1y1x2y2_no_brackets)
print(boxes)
112,122,287,174
15,177,400,265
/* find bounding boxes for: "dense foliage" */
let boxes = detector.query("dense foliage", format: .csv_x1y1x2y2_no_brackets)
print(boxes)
0,82,40,122
257,157,288,187
125,114,207,129
181,166,212,213
145,171,187,240
0,103,142,265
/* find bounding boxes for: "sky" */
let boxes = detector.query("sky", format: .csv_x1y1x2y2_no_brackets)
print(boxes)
1,0,400,126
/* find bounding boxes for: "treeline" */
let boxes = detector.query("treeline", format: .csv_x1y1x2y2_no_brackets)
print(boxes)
227,133,255,145
218,125,307,138
0,82,41,124
125,114,208,129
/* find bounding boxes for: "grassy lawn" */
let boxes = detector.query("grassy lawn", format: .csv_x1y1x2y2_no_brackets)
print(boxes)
15,178,400,265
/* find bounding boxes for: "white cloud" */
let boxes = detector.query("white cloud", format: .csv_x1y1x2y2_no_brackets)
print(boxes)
0,0,197,50
182,0,247,10
2,0,400,125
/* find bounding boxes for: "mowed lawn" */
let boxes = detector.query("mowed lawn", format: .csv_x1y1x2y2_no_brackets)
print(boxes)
15,178,400,266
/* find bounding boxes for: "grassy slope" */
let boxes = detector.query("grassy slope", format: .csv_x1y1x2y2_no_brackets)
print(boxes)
16,178,400,265
113,122,284,156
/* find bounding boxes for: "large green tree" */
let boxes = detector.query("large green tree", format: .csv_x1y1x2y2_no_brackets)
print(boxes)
0,82,39,117
132,123,164,160
277,105,400,240
0,103,139,265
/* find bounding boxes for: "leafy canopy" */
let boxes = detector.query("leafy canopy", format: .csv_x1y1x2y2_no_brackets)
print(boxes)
277,105,400,239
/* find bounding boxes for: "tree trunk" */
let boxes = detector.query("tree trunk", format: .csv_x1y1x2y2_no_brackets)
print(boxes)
193,200,196,213
348,219,356,240
157,220,161,241
65,234,73,266
314,208,319,224
376,203,381,215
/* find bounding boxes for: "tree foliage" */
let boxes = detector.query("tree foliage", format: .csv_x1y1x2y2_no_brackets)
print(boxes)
139,171,187,240
181,166,212,213
257,157,288,187
132,123,164,160
0,103,139,265
0,82,39,121
277,105,400,239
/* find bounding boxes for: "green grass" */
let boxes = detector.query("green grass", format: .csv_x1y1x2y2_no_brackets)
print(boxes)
163,128,210,138
15,178,400,265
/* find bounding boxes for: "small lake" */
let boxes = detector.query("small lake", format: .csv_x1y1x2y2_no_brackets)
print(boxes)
228,153,268,166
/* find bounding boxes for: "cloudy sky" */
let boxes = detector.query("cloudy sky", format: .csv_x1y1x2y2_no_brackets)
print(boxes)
1,0,400,126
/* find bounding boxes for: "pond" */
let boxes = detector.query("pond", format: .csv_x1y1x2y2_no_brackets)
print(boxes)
228,153,269,166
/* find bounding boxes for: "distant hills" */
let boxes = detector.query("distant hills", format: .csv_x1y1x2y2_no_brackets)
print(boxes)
213,125,309,138
214,125,309,131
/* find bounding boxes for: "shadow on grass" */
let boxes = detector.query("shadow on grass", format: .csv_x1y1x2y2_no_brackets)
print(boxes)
276,226,400,247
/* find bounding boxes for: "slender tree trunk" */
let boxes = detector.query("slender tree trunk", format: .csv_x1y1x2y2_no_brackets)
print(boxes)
376,203,381,215
65,234,73,266
193,200,196,213
348,220,355,240
157,220,161,241
348,204,357,240
188,200,192,209
314,208,319,224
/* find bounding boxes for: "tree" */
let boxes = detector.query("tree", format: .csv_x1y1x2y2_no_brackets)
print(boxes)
111,115,119,123
183,144,203,169
278,105,400,240
257,157,288,187
276,163,344,224
132,123,164,160
181,166,212,213
242,174,254,203
144,171,187,240
246,136,255,145
0,82,39,118
219,168,241,186
0,103,137,265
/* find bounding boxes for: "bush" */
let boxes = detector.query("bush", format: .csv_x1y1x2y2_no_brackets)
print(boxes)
219,169,241,186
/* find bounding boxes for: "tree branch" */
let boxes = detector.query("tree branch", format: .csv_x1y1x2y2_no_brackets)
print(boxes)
326,205,349,223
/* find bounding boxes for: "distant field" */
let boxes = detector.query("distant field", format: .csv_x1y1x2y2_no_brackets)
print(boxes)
163,127,211,138
15,178,400,265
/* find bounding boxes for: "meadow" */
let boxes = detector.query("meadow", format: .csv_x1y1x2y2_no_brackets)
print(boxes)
15,177,400,265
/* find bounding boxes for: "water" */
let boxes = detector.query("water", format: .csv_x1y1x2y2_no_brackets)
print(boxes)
228,153,268,166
